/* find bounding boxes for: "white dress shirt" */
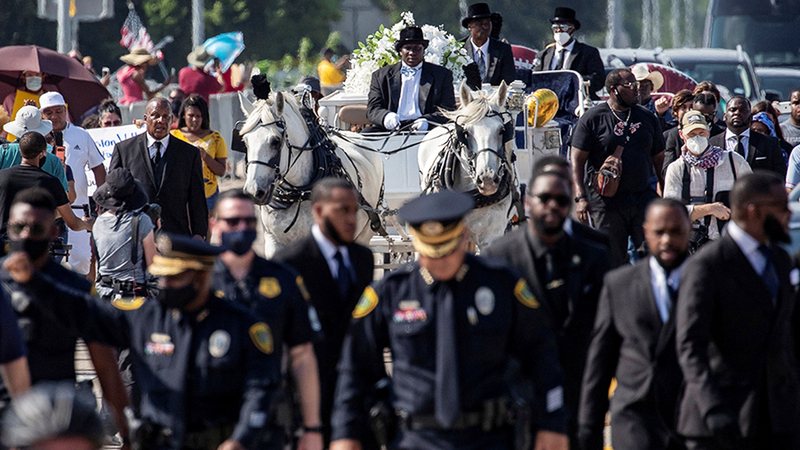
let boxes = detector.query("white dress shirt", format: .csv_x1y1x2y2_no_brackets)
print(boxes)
726,220,769,276
471,39,490,71
146,133,169,160
311,224,353,280
649,256,683,323
724,128,750,160
550,40,576,70
397,62,423,122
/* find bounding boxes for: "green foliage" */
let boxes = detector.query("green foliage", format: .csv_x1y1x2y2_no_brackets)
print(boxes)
253,32,342,89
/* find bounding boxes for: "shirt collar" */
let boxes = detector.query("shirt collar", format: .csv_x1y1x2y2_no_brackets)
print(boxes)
649,255,684,287
555,39,576,53
401,61,423,70
471,38,490,55
311,223,349,260
726,220,761,259
146,133,170,149
526,227,567,259
725,128,750,141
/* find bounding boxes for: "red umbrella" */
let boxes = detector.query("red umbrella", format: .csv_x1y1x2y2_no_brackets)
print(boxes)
0,45,111,123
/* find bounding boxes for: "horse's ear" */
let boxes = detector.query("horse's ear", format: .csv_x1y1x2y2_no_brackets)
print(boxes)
275,92,285,115
459,81,472,107
239,91,254,117
491,81,508,108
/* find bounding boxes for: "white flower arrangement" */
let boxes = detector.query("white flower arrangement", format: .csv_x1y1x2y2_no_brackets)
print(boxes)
344,11,471,95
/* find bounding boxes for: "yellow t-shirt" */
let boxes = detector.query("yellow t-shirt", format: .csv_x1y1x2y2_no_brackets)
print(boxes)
318,60,345,86
171,129,228,198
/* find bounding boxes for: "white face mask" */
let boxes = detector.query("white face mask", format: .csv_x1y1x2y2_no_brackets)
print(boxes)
554,32,572,46
686,135,709,156
25,76,42,92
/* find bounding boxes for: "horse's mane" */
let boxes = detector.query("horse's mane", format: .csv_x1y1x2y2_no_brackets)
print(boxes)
240,91,306,136
442,94,502,126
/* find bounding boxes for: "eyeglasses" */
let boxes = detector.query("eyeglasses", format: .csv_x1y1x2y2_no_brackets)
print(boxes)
8,222,47,238
400,45,425,53
102,119,122,126
533,193,571,207
551,24,574,32
218,216,258,227
617,81,640,90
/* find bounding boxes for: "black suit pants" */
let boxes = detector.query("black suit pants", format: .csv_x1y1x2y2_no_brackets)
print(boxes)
589,190,657,267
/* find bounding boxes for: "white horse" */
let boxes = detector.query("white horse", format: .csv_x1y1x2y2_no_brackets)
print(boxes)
418,82,516,250
239,91,384,257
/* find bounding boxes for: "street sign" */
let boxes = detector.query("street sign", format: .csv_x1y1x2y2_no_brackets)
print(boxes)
38,0,114,22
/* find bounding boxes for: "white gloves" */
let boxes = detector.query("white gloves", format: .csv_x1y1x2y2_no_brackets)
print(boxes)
411,118,429,132
383,112,400,130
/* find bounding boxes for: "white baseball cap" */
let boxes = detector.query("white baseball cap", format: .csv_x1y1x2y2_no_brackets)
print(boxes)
39,92,66,110
3,105,53,137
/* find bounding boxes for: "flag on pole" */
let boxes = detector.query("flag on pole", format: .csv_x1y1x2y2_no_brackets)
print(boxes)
120,3,160,57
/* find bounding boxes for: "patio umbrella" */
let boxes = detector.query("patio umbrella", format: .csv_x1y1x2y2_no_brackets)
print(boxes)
0,45,111,123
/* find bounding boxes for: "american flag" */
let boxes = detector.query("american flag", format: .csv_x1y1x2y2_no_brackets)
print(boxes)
120,4,158,56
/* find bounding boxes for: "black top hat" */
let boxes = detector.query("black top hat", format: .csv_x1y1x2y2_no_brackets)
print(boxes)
462,3,493,28
550,7,581,30
92,167,149,213
394,26,429,53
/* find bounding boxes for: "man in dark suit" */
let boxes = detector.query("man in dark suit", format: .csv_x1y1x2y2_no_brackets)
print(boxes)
461,3,515,87
709,96,786,177
273,177,374,447
483,170,610,446
579,198,690,450
676,171,800,449
533,7,605,100
365,26,456,132
109,97,207,238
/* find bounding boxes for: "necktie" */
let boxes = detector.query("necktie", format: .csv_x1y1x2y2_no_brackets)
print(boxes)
757,244,780,301
734,135,745,158
553,48,566,70
333,251,352,298
435,282,459,427
400,65,420,77
152,141,162,167
476,49,486,82
664,277,677,323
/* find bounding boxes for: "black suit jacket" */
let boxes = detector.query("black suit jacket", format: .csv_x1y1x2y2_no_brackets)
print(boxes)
366,61,456,129
534,41,605,99
109,133,208,236
569,218,610,250
709,130,786,177
578,260,684,450
661,126,683,178
676,234,800,438
273,233,374,437
483,228,610,437
462,37,516,86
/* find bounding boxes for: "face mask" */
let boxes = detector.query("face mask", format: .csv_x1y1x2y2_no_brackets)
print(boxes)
764,214,791,244
220,230,257,256
685,135,709,156
156,282,197,310
553,32,571,46
25,76,42,92
9,238,50,261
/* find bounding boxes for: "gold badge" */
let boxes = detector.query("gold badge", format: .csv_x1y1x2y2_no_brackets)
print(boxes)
215,290,226,298
249,322,274,354
259,278,282,298
111,296,145,311
150,333,171,343
514,279,539,309
421,221,443,236
296,276,311,301
353,286,379,318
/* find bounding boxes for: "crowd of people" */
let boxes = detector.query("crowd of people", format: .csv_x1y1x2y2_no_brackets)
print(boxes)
0,2,799,450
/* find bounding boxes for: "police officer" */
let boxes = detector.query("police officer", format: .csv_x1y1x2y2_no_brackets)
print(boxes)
96,233,279,450
0,187,129,439
330,190,569,450
210,189,323,450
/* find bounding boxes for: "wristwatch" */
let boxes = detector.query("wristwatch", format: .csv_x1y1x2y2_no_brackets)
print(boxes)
574,195,587,203
303,425,324,433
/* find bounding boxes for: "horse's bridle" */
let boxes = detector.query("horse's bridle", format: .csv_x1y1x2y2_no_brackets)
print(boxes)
242,118,286,174
452,110,513,182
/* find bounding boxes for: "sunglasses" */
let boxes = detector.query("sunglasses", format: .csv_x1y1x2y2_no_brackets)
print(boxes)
533,193,571,207
551,24,574,32
400,45,425,53
617,81,641,90
8,222,48,238
102,119,122,126
218,216,258,227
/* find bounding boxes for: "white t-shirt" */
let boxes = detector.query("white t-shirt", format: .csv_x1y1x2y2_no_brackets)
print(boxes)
62,123,105,205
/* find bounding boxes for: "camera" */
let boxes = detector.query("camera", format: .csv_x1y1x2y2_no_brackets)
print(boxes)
689,223,710,254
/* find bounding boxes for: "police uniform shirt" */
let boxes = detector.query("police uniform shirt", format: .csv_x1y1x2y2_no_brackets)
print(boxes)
331,254,567,447
96,293,279,449
212,256,322,365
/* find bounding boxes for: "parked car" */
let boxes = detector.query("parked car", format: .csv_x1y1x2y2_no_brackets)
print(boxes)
598,48,670,69
659,48,764,103
755,67,800,102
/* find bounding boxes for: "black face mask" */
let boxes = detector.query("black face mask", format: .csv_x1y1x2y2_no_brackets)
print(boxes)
156,282,197,310
9,238,50,261
764,214,791,244
220,230,257,256
323,217,348,246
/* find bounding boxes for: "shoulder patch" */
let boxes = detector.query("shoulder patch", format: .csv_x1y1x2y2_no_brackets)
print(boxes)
296,276,311,301
514,279,539,309
258,277,281,298
249,322,274,354
111,296,146,311
352,286,379,319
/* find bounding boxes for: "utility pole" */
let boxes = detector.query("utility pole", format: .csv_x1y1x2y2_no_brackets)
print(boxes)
192,0,204,48
57,0,72,53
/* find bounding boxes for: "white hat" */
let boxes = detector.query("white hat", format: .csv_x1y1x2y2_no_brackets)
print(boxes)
631,63,664,91
39,92,66,110
3,105,53,137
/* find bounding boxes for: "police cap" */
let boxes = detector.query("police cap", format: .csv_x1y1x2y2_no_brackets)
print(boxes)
149,233,224,276
399,190,474,258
